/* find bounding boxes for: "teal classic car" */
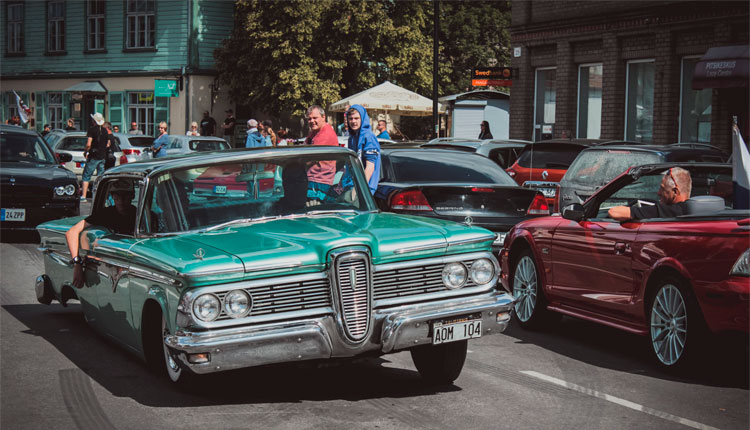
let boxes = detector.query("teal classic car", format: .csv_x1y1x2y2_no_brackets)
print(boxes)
36,147,514,385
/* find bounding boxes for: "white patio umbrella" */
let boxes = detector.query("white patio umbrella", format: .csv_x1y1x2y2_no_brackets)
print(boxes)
329,81,444,116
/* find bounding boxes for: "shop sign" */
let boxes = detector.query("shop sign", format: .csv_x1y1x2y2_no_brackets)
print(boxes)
471,67,514,87
155,80,179,97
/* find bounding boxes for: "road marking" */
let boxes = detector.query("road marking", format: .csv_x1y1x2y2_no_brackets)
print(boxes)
521,371,720,430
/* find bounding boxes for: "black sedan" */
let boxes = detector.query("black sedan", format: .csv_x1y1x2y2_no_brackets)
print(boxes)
1,125,79,234
375,148,550,252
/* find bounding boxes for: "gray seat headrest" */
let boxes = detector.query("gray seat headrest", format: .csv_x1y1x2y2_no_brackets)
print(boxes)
685,195,725,215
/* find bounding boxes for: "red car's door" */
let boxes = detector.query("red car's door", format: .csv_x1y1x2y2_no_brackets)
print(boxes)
549,219,640,319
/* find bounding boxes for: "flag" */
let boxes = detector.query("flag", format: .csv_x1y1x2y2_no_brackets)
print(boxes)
12,90,30,124
732,125,750,210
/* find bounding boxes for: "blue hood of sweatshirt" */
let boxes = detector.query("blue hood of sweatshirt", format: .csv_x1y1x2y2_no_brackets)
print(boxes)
345,104,381,193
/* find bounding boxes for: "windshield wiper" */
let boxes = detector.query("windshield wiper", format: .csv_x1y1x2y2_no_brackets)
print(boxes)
204,215,280,232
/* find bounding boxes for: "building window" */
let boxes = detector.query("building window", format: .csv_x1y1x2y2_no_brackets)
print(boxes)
128,92,155,135
577,64,602,139
126,0,155,49
625,60,655,143
48,93,64,129
86,0,105,51
533,68,556,141
679,57,712,143
6,2,24,54
7,93,19,118
47,0,65,53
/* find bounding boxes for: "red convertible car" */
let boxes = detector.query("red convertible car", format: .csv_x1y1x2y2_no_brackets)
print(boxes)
500,163,748,368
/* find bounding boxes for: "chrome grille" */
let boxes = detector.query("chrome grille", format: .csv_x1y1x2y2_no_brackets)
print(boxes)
215,277,331,321
335,253,371,342
373,260,478,301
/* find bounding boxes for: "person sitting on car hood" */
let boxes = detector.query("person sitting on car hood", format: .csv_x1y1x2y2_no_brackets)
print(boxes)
608,167,691,221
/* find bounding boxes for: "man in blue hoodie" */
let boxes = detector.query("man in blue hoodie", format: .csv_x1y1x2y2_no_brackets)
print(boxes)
346,104,381,194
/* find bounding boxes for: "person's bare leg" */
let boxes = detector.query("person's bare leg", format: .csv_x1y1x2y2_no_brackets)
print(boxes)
81,181,89,200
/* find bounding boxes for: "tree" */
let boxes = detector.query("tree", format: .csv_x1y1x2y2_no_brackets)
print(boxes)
214,0,432,117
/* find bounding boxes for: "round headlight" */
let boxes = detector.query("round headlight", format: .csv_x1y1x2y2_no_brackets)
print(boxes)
193,294,221,322
223,289,252,318
442,262,467,289
470,258,495,285
54,186,65,196
64,184,76,195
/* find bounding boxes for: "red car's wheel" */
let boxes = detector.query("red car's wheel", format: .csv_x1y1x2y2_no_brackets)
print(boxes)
649,276,706,368
511,249,556,329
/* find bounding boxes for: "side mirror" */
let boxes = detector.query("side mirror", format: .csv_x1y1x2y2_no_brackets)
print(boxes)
562,203,585,222
57,152,73,162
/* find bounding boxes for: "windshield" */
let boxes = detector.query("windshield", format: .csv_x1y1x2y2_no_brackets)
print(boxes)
565,150,661,186
388,151,517,185
1,132,56,164
516,145,584,169
56,136,88,151
189,139,230,151
141,152,375,233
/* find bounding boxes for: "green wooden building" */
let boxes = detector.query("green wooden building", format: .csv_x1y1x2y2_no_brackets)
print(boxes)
1,0,233,136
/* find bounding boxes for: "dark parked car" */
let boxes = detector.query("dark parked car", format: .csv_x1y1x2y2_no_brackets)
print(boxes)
375,148,550,253
501,162,747,369
421,138,532,169
1,125,79,233
558,143,729,209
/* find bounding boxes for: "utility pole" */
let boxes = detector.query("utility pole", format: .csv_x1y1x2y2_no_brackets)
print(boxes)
432,0,439,139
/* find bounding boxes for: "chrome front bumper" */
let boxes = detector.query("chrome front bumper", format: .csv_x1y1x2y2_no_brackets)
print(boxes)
165,291,514,374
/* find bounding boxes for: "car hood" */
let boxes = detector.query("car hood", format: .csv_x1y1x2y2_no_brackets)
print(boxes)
0,163,76,182
131,212,494,282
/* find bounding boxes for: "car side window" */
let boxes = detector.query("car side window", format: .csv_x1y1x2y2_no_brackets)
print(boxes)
592,176,661,219
170,138,181,149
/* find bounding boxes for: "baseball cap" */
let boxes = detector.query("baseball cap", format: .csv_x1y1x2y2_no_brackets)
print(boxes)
110,179,134,195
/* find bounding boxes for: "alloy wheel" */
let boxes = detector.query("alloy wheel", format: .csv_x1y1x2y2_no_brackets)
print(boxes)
513,255,537,322
650,284,687,366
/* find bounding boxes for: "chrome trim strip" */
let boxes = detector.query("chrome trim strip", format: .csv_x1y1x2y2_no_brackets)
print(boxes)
373,251,495,272
127,266,183,287
393,242,446,254
183,267,246,278
374,284,496,308
447,235,496,247
243,261,304,273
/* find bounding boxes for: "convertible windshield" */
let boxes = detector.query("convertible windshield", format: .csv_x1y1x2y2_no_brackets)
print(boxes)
141,152,375,233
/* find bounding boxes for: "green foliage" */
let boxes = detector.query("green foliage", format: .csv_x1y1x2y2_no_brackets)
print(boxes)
214,0,511,117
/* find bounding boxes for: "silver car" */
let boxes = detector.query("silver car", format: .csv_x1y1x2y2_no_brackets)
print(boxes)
165,135,230,157
46,131,123,182
113,132,155,164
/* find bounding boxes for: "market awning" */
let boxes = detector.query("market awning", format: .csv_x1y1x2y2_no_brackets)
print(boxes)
329,81,445,116
693,45,749,89
64,80,108,93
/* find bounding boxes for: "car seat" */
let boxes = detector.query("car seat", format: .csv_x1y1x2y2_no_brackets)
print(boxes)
684,195,725,215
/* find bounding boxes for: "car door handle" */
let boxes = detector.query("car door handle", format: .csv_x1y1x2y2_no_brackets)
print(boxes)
614,242,628,254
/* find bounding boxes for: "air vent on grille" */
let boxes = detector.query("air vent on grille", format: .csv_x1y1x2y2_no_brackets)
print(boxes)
334,251,371,342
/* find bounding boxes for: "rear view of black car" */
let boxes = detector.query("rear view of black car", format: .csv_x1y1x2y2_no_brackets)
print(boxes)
558,143,729,209
1,125,79,234
375,148,550,253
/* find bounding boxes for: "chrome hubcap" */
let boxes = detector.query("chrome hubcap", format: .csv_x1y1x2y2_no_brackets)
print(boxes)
513,256,537,322
650,284,687,366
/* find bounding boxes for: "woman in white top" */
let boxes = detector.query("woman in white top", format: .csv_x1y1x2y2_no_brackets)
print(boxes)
186,121,201,136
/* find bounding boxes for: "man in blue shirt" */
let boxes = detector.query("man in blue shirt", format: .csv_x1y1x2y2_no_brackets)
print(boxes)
375,120,391,140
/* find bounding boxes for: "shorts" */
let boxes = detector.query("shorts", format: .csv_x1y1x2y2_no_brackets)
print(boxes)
82,158,105,182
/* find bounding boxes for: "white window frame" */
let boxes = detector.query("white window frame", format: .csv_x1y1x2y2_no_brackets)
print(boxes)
6,2,24,54
7,93,19,118
678,55,712,143
48,92,64,129
532,66,556,141
576,63,603,139
126,0,155,49
624,59,655,142
128,92,155,136
86,0,105,51
47,0,65,53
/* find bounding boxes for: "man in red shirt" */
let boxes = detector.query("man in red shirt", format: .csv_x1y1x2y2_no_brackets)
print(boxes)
304,105,338,203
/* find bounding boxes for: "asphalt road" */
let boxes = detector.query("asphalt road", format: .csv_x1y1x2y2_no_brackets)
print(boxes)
1,224,748,430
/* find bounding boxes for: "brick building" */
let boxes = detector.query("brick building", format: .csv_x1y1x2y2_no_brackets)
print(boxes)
509,1,749,152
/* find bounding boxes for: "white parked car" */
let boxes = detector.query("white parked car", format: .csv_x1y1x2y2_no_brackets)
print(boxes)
113,133,155,164
165,135,231,157
45,131,123,182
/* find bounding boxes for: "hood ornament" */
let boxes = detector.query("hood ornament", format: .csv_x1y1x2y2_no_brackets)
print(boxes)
193,248,206,260
542,170,549,180
464,216,473,226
